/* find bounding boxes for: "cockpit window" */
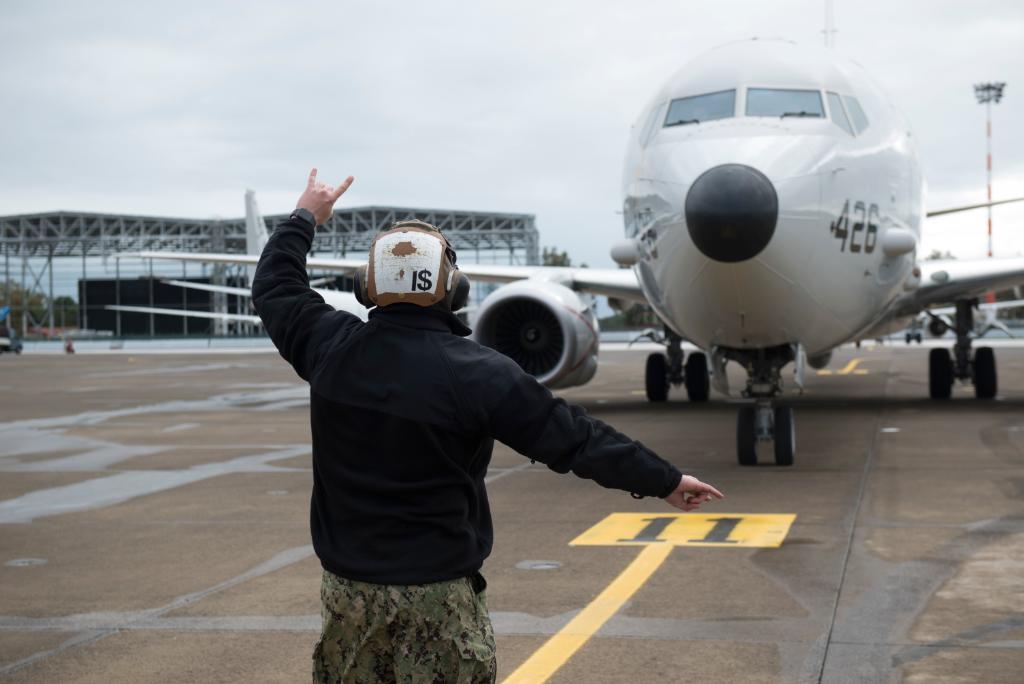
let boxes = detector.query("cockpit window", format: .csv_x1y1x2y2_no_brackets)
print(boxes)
746,88,824,118
827,92,854,135
842,95,870,134
664,89,735,127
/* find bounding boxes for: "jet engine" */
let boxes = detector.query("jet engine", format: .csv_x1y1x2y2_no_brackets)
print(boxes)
808,351,832,370
928,316,950,338
474,280,599,389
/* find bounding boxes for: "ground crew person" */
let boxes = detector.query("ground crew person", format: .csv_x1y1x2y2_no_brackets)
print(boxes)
252,169,725,684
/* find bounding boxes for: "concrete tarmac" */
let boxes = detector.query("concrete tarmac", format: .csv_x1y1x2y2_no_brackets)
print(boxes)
1,344,1022,683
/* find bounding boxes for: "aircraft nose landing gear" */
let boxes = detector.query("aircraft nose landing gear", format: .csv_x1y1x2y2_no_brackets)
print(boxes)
928,299,997,400
736,401,795,467
737,402,796,467
730,345,796,466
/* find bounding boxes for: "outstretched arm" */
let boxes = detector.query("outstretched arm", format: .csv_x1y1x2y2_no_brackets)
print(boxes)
467,352,724,510
252,169,357,380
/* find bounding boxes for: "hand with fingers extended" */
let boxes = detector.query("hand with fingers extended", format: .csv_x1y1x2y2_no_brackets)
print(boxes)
663,474,725,512
296,168,355,226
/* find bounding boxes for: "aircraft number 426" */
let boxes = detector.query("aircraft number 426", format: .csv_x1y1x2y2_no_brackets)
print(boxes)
830,200,879,254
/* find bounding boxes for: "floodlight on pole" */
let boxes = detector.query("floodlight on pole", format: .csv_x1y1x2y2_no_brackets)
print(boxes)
974,82,1006,258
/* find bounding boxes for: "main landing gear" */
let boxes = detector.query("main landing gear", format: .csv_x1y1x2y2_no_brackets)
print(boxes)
928,299,996,400
729,345,796,467
644,331,710,403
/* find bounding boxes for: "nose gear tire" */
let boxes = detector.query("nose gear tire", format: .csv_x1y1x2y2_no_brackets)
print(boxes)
773,406,795,466
737,405,757,466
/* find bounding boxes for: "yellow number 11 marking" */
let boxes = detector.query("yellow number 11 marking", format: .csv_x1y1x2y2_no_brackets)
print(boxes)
501,513,795,683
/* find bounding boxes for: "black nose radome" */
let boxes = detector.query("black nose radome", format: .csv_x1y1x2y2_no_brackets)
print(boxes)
685,164,778,263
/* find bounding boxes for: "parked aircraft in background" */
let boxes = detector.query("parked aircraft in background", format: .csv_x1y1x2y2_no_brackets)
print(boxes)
122,39,1024,467
903,298,1024,343
108,192,367,326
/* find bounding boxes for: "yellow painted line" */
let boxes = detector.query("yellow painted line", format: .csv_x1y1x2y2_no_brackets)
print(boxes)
501,544,672,684
569,512,796,548
836,358,863,375
818,358,868,376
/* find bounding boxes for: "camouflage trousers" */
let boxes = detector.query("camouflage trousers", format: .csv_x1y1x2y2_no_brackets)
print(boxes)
313,570,497,684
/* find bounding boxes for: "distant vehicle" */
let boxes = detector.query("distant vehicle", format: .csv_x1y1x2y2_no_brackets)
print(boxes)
0,328,22,354
0,305,21,353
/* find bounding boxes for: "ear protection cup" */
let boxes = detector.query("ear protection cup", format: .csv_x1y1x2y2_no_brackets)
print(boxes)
353,265,373,308
450,272,471,312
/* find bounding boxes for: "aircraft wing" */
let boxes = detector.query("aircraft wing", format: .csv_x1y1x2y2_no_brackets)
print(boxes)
123,252,647,303
105,305,262,325
161,279,251,297
126,251,361,272
897,257,1024,313
928,298,1024,316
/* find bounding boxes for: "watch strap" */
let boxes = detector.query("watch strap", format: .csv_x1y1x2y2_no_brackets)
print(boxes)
290,208,317,228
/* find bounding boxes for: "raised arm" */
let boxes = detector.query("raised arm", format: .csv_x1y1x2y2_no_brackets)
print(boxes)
252,169,357,380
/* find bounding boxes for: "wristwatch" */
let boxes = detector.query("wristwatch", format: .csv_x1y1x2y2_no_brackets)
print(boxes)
290,208,317,228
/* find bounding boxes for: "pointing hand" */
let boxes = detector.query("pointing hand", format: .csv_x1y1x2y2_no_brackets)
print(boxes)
664,474,724,512
296,168,354,226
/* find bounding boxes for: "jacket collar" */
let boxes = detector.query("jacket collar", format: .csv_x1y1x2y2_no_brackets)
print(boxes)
369,303,472,337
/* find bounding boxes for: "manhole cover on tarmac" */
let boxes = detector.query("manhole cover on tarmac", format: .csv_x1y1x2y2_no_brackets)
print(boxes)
6,558,47,567
515,560,562,571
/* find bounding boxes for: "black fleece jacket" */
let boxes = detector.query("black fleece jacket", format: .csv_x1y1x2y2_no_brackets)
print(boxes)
252,217,682,585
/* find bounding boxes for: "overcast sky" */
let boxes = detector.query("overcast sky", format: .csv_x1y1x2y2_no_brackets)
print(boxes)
1,0,1022,270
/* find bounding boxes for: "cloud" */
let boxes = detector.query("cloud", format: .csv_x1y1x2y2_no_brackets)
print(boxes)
0,0,1022,272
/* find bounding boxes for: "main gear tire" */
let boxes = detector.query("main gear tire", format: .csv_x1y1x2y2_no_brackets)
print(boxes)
928,348,953,400
684,352,710,402
645,353,669,402
974,346,997,399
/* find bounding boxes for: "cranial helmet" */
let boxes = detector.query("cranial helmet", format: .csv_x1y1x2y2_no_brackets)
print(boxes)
353,219,470,311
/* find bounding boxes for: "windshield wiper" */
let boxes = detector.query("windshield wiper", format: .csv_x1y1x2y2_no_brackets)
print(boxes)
780,111,819,119
666,118,700,127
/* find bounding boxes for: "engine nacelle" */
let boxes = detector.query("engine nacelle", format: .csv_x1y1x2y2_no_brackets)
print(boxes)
807,351,832,370
474,280,599,389
928,317,950,337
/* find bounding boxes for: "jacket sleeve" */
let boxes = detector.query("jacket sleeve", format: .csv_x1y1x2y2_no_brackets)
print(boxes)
251,218,360,381
457,348,682,498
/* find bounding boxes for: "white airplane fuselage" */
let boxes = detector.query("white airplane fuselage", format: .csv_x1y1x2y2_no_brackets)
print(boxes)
623,40,923,358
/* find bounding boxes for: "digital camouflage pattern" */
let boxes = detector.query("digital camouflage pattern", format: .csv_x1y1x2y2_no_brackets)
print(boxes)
314,570,496,683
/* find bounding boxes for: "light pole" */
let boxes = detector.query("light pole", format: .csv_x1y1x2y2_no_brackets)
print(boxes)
974,82,1006,258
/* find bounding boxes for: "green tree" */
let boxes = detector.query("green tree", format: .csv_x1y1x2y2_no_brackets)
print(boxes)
52,296,79,329
542,247,571,267
623,303,659,328
0,281,47,334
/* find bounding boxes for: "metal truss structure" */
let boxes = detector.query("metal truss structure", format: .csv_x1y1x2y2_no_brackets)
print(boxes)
0,205,538,336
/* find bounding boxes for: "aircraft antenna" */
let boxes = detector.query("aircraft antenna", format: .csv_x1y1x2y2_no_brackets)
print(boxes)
822,0,837,48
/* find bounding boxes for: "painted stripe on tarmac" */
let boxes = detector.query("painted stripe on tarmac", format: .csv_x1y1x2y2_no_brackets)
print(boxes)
501,543,672,684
